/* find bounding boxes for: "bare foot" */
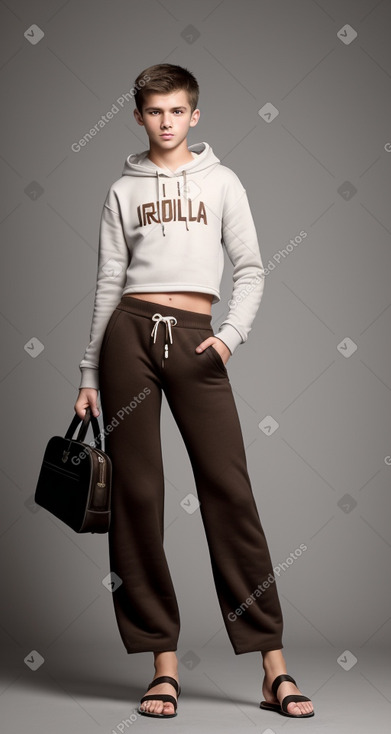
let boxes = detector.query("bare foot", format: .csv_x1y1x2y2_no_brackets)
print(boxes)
261,650,314,717
139,651,179,717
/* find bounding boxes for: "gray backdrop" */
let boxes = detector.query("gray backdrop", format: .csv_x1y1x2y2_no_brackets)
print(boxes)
1,0,390,718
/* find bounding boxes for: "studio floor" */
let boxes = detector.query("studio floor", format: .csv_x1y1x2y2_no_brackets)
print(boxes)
1,642,390,733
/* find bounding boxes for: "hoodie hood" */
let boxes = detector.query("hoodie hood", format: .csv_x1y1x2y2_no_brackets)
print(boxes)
121,142,220,236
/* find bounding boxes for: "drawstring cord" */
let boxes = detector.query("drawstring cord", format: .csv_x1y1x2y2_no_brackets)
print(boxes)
156,169,190,237
151,313,178,366
180,170,189,231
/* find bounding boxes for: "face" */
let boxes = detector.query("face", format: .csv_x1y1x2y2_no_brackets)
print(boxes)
134,89,200,151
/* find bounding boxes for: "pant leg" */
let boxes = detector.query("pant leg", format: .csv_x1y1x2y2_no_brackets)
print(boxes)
161,323,284,655
98,306,180,653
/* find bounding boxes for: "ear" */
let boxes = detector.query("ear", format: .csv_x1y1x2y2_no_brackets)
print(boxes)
134,108,144,127
189,108,200,127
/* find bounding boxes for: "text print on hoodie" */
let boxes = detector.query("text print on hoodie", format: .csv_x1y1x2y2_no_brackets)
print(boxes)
79,141,265,390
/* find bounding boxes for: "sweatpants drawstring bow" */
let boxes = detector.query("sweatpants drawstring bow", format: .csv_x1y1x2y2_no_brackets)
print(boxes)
150,313,178,363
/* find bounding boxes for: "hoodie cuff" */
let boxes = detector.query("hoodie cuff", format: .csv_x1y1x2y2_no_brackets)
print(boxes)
215,324,243,355
79,367,99,391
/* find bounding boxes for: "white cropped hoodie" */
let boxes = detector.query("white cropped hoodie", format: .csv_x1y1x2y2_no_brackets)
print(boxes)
79,141,265,390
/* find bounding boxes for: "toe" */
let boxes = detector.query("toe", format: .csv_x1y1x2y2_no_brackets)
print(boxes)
287,701,302,716
287,699,313,716
139,674,179,717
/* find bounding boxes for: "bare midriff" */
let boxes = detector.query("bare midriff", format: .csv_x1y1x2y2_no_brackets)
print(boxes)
125,291,213,315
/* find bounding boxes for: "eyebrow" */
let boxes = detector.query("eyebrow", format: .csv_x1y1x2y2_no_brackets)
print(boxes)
143,106,188,111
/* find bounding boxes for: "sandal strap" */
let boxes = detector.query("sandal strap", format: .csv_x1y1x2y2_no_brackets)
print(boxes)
281,694,311,713
140,693,177,710
271,674,296,699
146,675,180,695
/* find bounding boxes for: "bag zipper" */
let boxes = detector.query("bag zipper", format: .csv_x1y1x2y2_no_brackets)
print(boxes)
96,452,106,488
91,449,108,509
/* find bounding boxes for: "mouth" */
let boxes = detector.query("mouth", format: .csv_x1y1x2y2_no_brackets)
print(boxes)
160,133,174,139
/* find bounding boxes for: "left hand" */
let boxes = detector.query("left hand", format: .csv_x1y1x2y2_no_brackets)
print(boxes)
195,336,231,365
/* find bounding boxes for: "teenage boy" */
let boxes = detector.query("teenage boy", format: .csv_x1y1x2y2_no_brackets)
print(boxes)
75,63,314,720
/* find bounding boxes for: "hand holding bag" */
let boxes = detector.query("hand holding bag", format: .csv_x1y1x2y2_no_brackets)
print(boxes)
34,407,112,533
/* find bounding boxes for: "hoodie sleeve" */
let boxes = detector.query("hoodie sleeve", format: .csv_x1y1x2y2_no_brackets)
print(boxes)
216,181,265,354
78,191,129,390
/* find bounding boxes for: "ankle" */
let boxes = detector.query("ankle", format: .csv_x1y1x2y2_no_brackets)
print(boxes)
153,651,178,676
261,650,287,675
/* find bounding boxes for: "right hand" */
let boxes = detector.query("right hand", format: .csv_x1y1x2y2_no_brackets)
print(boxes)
74,388,100,420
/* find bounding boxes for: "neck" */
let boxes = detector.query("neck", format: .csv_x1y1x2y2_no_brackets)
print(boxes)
147,140,194,171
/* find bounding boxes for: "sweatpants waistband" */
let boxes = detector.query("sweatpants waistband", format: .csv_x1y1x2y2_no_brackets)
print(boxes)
116,295,213,330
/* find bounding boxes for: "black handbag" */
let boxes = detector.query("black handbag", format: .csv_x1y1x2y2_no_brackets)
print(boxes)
34,407,112,533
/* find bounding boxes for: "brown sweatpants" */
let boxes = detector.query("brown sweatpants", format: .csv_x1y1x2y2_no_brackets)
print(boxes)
98,295,284,655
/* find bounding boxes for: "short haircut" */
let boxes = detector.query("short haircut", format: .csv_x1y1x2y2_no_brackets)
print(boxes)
134,63,199,114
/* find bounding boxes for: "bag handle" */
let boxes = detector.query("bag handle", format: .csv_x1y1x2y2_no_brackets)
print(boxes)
65,407,102,450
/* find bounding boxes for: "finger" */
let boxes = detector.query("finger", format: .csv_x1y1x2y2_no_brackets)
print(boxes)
195,338,211,352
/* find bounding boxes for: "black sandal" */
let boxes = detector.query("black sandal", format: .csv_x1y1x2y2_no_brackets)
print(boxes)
138,675,181,718
260,673,314,718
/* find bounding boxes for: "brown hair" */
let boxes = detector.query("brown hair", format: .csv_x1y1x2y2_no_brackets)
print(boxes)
134,63,199,114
